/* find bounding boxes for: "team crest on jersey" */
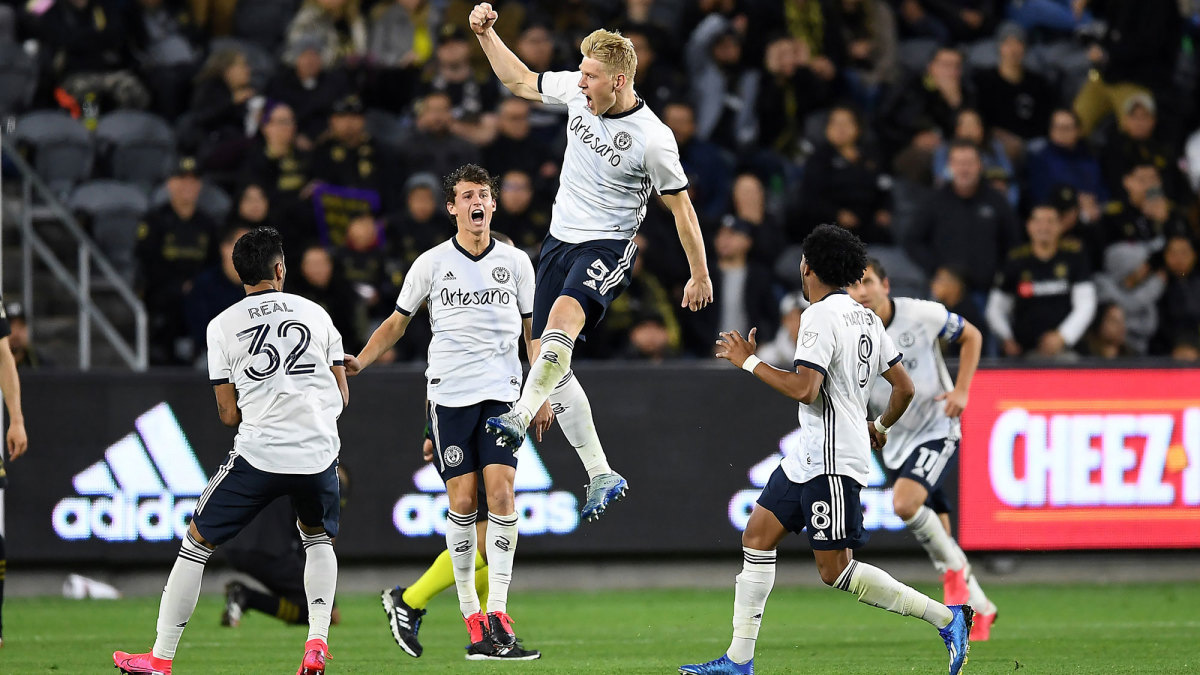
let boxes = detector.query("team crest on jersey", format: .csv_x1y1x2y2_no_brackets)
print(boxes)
898,331,916,348
801,331,819,348
613,130,633,151
444,445,464,467
492,266,511,283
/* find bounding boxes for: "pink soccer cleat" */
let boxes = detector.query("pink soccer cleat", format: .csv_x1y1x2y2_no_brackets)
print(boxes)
297,638,329,675
942,568,969,606
113,651,172,675
970,607,997,641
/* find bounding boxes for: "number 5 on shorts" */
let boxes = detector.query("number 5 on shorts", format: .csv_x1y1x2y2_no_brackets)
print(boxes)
586,259,610,281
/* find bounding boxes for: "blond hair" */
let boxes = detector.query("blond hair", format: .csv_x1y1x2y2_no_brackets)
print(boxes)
580,29,638,82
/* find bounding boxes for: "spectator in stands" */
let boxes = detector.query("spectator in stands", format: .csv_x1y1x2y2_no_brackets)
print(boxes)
284,0,367,69
929,265,985,355
1048,184,1105,271
365,0,437,111
290,243,365,352
128,0,203,121
419,24,499,145
755,292,807,368
685,12,757,148
1025,109,1107,214
513,23,568,141
240,102,314,242
622,25,687,117
1071,0,1180,137
40,0,152,112
986,204,1095,359
334,214,399,319
1101,164,1191,256
266,37,352,149
399,92,481,188
1094,241,1165,355
682,218,777,357
880,47,973,181
311,95,389,244
1157,235,1200,358
3,302,49,369
895,0,994,43
1077,302,1135,359
185,224,249,364
483,98,557,185
388,172,447,267
838,0,898,113
756,36,833,162
136,157,219,365
972,23,1054,149
1004,0,1094,35
186,48,255,168
1101,94,1186,202
663,101,733,225
625,313,678,362
797,105,893,244
903,141,1018,303
490,169,550,254
728,173,784,267
932,109,1017,205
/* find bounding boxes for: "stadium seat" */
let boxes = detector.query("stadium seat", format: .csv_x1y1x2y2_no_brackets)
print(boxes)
233,0,299,53
866,245,928,299
69,180,151,282
95,110,177,193
209,37,276,91
0,42,37,117
364,108,407,151
150,180,232,225
14,111,95,198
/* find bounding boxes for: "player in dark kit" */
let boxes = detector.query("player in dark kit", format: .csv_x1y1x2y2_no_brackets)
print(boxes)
0,297,29,648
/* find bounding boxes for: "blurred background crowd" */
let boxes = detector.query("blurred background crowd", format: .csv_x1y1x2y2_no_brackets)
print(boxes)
3,0,1200,367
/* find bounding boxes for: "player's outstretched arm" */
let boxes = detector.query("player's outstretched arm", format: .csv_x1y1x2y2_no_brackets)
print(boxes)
213,383,242,428
469,3,541,101
347,311,412,375
660,191,713,312
0,336,27,459
716,329,823,403
936,320,981,417
332,365,349,409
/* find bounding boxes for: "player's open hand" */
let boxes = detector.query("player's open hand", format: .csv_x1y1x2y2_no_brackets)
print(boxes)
715,328,756,368
7,420,27,460
531,401,555,442
682,275,714,311
868,421,887,450
936,389,968,418
469,3,498,34
422,438,434,462
343,354,363,376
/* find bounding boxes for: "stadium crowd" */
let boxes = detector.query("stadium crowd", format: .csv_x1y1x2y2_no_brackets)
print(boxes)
4,0,1200,366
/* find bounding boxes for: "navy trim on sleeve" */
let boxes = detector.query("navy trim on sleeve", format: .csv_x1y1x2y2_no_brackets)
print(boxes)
888,353,903,367
521,312,534,319
536,72,544,93
332,360,344,367
210,378,230,385
794,359,828,378
659,183,689,196
397,304,412,316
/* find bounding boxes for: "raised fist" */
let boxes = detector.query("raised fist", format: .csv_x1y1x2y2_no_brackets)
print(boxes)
469,3,498,34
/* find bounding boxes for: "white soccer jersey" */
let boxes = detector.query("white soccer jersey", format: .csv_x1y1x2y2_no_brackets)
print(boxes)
207,290,345,474
868,297,965,469
538,71,689,244
396,238,535,407
782,291,901,487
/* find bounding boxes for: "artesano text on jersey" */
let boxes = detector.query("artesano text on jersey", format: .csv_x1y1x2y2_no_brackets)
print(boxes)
868,298,965,469
538,71,689,244
784,291,902,487
396,238,535,407
207,290,345,474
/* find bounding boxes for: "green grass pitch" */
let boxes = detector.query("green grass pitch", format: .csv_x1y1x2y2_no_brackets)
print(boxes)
3,582,1198,673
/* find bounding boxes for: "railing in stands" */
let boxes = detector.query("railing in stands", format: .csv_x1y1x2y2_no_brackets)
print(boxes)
1,136,147,371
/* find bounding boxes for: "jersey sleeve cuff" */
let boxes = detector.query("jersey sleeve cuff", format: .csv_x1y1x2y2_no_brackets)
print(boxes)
659,183,689,196
396,304,412,316
794,359,828,377
520,311,533,319
888,353,903,367
209,377,230,385
537,72,544,93
331,359,344,367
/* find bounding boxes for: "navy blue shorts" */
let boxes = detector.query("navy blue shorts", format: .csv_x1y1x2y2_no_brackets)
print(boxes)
428,400,518,483
757,467,869,551
191,453,341,546
888,438,959,515
532,234,638,338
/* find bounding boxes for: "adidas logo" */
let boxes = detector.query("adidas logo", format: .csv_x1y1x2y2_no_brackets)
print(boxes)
443,271,457,281
811,530,828,541
52,403,210,543
312,598,327,605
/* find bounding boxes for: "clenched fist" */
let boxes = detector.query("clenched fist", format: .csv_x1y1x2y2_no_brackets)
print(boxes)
469,3,498,34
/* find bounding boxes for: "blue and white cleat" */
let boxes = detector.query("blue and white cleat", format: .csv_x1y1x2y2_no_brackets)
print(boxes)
679,654,754,674
485,411,527,449
580,472,628,522
939,604,974,675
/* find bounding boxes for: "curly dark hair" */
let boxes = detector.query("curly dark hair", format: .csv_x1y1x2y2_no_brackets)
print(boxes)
231,226,284,285
442,163,497,206
801,224,869,289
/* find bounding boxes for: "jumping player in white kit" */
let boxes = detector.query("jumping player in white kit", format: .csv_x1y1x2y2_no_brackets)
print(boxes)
467,2,714,522
851,258,998,641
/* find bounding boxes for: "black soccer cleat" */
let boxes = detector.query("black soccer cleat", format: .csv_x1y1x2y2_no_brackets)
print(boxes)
221,581,246,628
380,586,425,657
487,611,517,649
